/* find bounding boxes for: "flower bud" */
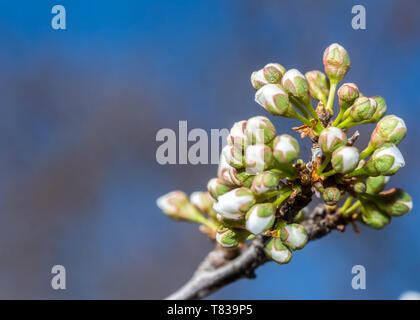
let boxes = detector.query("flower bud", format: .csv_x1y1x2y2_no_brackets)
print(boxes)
264,237,292,264
280,223,308,250
213,188,256,220
374,188,412,217
366,176,389,194
331,146,360,174
207,178,233,200
156,191,189,219
272,134,300,165
353,181,367,194
228,168,254,187
364,143,405,176
281,69,311,105
322,187,341,205
349,96,377,122
157,191,203,223
368,96,387,123
251,171,281,194
360,200,391,229
227,120,249,150
250,63,286,90
245,203,276,235
323,43,351,83
246,116,276,144
217,152,234,181
245,144,273,174
216,227,250,248
190,191,214,213
369,115,407,148
222,145,244,169
255,84,298,118
318,127,347,154
337,83,359,109
305,70,329,103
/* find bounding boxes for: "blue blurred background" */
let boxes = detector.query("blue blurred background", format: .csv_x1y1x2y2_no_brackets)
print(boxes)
0,0,418,299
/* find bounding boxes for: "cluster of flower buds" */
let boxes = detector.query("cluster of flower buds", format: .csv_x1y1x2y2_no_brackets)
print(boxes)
264,222,308,264
157,43,412,268
357,188,412,229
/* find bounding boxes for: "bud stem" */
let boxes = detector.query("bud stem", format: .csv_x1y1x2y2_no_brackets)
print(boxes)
294,112,314,127
272,164,298,180
321,169,336,177
342,200,361,217
290,96,311,119
336,117,356,129
359,144,376,159
317,154,332,175
339,195,353,213
345,167,367,178
273,189,293,207
256,189,286,202
326,81,338,115
304,101,320,122
192,211,218,231
332,108,345,126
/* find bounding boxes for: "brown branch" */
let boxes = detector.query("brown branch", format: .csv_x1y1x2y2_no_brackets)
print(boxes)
166,204,348,300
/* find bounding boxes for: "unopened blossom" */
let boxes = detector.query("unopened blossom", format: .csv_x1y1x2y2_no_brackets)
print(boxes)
246,116,276,144
272,134,300,165
227,120,249,150
255,84,299,118
245,144,273,174
222,145,244,169
337,82,359,110
364,143,405,176
369,115,407,148
323,43,351,83
318,127,347,154
281,69,311,106
251,171,281,194
366,176,389,195
213,188,256,220
190,191,214,213
156,191,189,219
305,70,329,104
245,203,276,235
373,188,412,217
348,96,377,122
264,237,292,264
322,187,341,205
250,63,286,90
280,223,308,251
360,200,391,229
216,227,250,248
367,96,387,123
207,178,233,200
331,146,360,174
228,168,254,187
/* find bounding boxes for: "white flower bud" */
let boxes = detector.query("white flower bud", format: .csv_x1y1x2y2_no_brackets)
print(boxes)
331,146,360,174
213,188,256,220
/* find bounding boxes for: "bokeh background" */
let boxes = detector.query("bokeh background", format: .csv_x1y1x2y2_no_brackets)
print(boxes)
0,0,419,299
